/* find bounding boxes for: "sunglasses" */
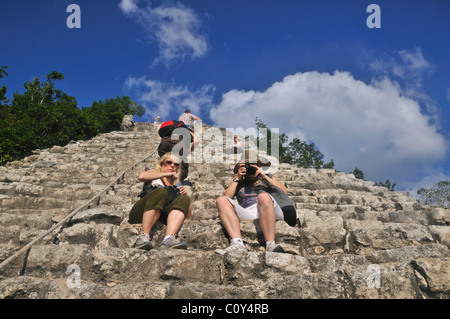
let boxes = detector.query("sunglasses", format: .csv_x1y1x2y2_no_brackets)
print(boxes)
164,160,180,167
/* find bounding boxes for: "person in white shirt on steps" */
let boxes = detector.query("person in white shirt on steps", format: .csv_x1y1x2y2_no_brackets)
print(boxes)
216,150,288,254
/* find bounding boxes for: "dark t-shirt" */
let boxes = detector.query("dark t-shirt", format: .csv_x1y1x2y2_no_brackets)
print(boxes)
235,175,271,208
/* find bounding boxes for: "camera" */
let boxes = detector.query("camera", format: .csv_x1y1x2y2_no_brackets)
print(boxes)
245,163,257,175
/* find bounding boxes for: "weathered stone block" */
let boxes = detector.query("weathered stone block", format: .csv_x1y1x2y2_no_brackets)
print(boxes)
71,208,123,225
411,257,450,297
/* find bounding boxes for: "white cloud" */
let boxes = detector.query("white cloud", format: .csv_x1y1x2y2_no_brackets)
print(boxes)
369,47,432,82
397,48,431,73
124,76,214,121
119,0,208,67
118,0,138,14
369,47,442,136
209,71,447,189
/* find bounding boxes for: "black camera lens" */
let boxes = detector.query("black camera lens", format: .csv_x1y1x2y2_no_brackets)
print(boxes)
245,163,257,175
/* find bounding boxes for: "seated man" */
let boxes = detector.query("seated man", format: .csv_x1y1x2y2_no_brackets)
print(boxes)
216,151,287,253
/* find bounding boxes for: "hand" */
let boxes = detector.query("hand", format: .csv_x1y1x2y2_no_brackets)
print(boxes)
178,185,188,195
251,164,262,176
236,163,247,179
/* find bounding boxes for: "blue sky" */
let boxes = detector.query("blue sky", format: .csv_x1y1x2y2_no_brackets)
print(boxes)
1,0,449,192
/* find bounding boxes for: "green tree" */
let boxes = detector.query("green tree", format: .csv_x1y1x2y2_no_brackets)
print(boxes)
286,138,324,169
417,180,449,209
255,118,333,169
375,179,396,191
323,159,335,169
82,96,145,134
0,70,145,165
1,71,88,163
0,66,7,79
0,66,9,120
255,117,289,161
350,167,365,180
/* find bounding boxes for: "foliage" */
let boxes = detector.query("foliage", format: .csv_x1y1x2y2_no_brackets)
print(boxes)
417,180,450,209
285,138,325,169
350,167,365,180
253,120,403,191
255,118,334,169
82,96,144,134
323,159,335,169
375,179,396,191
0,68,144,165
254,117,289,161
351,168,397,191
0,66,9,119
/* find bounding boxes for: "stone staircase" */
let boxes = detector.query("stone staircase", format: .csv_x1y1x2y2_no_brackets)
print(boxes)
0,122,449,299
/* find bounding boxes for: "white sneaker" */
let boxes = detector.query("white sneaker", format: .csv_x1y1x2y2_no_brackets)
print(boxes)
135,233,153,250
215,242,248,256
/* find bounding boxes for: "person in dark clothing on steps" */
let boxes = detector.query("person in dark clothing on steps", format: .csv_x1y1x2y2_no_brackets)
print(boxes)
157,125,199,182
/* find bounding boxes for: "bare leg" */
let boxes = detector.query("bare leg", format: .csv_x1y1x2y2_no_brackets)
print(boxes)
257,193,276,242
166,209,185,236
216,196,241,239
142,209,161,235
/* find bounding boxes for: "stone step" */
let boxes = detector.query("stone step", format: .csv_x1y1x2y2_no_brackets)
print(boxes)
0,195,75,211
294,202,394,214
40,202,443,258
0,210,64,229
1,123,449,299
0,275,254,299
2,243,447,299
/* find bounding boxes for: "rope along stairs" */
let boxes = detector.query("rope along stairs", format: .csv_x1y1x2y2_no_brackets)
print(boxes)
0,150,157,272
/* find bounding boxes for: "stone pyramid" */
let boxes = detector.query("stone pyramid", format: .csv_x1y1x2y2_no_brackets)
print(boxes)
0,121,448,299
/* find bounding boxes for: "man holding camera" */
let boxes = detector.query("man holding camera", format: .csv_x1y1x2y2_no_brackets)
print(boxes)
216,150,288,254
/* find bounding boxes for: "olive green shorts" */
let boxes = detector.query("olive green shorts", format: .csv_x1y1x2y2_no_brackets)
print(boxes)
128,187,190,224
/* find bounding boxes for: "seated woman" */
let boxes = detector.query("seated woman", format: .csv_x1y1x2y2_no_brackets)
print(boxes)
128,152,191,250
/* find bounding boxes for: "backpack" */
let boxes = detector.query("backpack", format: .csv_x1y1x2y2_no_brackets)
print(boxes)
138,179,181,202
267,185,298,227
158,120,190,138
237,175,298,227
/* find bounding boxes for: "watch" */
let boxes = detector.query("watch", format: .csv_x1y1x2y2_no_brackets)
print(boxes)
232,179,239,183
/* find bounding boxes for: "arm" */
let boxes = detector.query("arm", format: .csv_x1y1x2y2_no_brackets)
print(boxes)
137,170,177,183
223,164,245,198
262,174,288,194
251,165,288,194
190,132,200,152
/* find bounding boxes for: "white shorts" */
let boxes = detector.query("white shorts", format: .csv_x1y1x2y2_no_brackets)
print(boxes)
224,194,284,221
